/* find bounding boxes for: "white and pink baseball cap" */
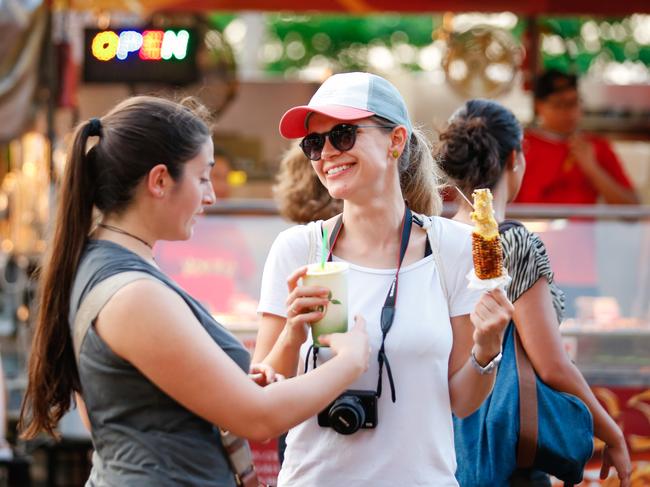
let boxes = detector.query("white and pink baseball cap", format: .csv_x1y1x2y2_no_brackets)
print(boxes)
279,72,413,139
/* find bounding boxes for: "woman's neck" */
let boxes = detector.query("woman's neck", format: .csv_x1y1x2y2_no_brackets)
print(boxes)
341,198,406,248
94,211,157,265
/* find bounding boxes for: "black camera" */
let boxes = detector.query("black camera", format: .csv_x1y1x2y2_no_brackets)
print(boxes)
317,390,378,435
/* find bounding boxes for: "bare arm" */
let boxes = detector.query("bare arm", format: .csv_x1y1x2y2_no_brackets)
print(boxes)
448,290,513,418
253,314,302,377
95,279,368,442
569,137,639,205
515,277,631,486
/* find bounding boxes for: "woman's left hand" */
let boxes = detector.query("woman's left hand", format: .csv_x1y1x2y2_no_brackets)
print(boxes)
600,440,632,487
470,288,514,364
248,363,285,387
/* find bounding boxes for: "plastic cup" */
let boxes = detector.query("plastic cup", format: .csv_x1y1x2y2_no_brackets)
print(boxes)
302,262,349,347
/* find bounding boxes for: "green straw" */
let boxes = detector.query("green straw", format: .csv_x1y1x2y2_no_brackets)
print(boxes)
321,227,328,270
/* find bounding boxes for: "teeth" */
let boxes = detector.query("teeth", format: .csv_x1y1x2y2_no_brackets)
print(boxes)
327,164,352,176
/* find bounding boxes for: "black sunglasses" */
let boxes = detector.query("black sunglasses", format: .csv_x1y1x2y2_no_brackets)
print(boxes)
300,123,395,161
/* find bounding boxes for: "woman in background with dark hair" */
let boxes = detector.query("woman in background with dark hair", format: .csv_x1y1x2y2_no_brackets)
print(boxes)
437,98,631,487
18,95,369,486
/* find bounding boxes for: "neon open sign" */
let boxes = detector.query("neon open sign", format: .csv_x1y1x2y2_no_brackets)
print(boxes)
91,29,190,62
83,27,198,85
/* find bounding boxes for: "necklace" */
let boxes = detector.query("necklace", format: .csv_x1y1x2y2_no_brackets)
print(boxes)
98,223,153,250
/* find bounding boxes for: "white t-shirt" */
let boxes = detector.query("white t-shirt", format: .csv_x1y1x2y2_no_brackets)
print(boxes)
257,216,482,487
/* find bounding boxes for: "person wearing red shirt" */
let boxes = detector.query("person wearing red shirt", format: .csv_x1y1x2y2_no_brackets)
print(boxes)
515,70,639,205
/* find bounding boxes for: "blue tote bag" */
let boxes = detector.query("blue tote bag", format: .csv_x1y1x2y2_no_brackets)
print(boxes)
453,322,594,487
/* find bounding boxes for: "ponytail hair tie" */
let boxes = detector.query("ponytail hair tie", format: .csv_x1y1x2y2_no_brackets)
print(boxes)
87,118,102,137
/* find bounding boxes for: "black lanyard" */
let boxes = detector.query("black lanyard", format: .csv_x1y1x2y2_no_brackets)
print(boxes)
324,204,413,403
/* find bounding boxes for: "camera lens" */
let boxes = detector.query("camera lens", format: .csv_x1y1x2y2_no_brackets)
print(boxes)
328,395,365,435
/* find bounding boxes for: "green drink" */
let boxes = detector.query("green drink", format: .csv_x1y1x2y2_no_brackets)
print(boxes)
302,262,349,347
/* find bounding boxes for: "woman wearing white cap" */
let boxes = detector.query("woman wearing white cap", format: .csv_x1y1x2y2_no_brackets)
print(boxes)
254,72,514,486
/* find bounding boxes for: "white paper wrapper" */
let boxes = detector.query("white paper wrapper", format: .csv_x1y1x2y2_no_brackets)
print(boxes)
466,268,512,291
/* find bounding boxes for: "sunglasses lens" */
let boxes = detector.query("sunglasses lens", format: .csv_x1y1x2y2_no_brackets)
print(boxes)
301,134,325,161
330,125,357,152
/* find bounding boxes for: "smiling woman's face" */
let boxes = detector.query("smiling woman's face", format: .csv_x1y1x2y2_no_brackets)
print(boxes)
305,113,395,202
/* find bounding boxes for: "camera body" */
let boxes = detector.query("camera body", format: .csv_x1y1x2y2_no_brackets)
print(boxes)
317,389,378,435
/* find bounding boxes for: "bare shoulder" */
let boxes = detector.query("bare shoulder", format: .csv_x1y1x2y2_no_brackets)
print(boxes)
95,278,205,361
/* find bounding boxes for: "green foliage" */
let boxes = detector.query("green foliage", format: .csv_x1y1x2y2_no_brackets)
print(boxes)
539,16,650,74
207,13,649,77
262,13,441,73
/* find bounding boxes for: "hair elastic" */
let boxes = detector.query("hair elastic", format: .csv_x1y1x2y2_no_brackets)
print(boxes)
87,118,102,137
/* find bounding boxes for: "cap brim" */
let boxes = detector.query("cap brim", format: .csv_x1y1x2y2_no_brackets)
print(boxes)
279,105,376,138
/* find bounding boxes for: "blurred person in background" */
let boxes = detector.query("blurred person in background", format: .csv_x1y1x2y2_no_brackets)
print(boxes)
438,98,631,487
18,95,370,486
515,69,638,205
272,144,343,224
210,148,233,199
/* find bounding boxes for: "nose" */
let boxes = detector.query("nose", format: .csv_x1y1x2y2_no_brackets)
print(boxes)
204,183,216,205
319,134,341,160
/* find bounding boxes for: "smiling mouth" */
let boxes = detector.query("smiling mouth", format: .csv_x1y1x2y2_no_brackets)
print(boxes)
326,164,354,176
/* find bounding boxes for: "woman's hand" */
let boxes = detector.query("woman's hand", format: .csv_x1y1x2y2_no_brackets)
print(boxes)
318,315,370,375
248,363,285,387
284,266,330,346
600,438,632,487
470,288,514,364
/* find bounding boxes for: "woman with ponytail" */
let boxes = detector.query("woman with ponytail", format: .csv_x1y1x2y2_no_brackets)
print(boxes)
437,99,631,487
19,96,370,486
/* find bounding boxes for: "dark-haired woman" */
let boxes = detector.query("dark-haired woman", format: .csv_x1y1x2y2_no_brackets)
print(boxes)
18,96,370,486
437,99,631,487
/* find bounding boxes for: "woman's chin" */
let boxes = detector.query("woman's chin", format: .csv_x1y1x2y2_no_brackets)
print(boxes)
326,184,351,201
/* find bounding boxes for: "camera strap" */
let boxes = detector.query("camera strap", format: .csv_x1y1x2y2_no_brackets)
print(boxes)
307,204,412,403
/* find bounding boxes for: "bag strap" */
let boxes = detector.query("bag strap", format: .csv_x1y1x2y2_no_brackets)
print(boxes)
73,271,263,487
497,220,539,468
73,271,154,363
514,324,539,468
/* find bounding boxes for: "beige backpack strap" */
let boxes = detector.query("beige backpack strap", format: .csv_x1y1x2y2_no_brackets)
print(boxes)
307,221,322,265
72,271,156,364
414,213,450,308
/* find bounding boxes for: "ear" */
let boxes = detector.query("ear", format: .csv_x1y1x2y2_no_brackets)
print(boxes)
506,149,519,172
146,163,173,198
389,125,409,155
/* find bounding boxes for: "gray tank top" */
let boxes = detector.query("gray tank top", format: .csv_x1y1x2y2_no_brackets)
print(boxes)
69,240,250,486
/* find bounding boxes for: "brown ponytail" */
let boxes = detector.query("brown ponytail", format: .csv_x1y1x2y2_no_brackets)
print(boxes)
399,127,443,216
19,121,97,438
